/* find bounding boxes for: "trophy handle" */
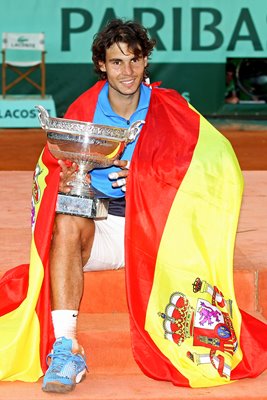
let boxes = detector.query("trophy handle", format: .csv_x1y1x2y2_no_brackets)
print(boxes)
128,120,145,142
35,105,50,129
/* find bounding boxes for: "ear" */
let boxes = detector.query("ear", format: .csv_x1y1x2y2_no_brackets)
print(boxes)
144,56,148,67
98,61,106,72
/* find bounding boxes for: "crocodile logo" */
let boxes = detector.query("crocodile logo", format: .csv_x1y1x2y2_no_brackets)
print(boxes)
17,36,29,44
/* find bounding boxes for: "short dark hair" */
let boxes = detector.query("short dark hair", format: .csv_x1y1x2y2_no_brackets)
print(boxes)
92,19,156,80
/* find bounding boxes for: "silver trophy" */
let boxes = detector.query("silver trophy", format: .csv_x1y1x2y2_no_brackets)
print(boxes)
36,105,144,218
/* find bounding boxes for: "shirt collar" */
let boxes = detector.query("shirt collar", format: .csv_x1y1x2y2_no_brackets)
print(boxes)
98,81,151,118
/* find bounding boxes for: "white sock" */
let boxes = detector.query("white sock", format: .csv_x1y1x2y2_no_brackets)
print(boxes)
51,310,78,340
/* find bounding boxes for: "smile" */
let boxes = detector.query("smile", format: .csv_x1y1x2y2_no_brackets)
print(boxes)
121,79,135,85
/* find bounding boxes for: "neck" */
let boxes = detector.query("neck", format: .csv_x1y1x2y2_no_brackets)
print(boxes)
108,86,141,120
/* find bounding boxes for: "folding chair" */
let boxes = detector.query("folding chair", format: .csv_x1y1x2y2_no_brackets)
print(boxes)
2,32,46,98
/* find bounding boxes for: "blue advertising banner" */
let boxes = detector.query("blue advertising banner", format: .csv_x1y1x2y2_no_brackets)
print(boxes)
0,0,266,64
0,95,56,127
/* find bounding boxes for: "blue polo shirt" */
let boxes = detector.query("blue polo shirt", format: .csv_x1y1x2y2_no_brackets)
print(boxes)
91,81,151,198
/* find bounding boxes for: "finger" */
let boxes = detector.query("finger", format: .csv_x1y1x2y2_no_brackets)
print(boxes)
58,160,77,174
116,178,126,187
58,159,68,172
68,162,78,174
59,181,71,193
59,170,75,183
111,178,127,189
113,159,130,169
108,172,119,180
85,174,91,184
109,170,128,180
124,160,130,169
60,188,71,194
61,185,71,193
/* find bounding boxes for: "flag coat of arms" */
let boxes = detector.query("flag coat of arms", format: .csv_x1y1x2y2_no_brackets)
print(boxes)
1,81,267,387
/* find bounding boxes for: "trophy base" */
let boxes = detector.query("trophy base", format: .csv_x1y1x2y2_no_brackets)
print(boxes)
56,193,109,219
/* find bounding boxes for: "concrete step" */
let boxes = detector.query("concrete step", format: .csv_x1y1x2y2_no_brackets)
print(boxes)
77,313,139,374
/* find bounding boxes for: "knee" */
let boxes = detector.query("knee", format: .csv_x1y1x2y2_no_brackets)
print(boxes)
53,215,81,243
52,214,95,247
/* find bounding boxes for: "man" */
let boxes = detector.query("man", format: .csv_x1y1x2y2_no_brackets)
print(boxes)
42,18,156,393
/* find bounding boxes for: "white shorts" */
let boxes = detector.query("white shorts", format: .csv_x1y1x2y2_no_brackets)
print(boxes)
83,214,125,272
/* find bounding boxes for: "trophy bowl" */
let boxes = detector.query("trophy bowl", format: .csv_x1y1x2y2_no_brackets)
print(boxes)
36,105,144,218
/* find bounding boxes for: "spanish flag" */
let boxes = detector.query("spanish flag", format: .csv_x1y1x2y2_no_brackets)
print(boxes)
125,87,267,387
0,147,60,381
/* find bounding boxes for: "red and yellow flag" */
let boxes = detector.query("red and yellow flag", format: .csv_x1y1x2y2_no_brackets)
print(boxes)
125,87,267,387
0,147,59,381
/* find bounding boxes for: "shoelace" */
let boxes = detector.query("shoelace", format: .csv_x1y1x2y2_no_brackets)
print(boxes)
46,348,79,372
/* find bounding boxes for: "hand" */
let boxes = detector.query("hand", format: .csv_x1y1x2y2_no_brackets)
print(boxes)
108,160,130,192
58,160,78,193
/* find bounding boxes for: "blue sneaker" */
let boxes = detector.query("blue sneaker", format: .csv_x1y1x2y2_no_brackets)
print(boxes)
42,337,87,393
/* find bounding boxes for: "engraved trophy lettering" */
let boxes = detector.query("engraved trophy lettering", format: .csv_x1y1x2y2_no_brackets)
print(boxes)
36,105,144,218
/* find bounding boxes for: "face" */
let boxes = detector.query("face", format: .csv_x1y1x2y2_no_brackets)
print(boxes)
99,42,148,99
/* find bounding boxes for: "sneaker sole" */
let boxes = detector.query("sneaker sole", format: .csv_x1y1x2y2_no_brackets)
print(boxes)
42,381,75,393
42,369,87,393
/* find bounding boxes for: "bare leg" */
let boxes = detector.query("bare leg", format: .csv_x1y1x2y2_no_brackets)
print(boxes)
49,214,95,310
43,214,92,392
